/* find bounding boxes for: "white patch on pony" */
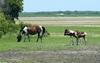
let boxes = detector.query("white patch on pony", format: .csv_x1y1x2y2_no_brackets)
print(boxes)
69,30,75,33
84,32,87,35
74,32,77,36
39,25,43,36
23,26,28,34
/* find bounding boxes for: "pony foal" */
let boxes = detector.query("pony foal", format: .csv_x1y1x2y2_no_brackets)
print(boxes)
64,29,87,45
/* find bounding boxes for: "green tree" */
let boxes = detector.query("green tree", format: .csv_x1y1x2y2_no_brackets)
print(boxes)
3,0,23,23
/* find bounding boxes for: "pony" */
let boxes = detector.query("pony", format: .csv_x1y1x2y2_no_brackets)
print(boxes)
17,24,49,42
64,29,87,45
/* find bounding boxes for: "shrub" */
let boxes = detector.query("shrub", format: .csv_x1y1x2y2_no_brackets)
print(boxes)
0,12,23,38
0,12,8,34
0,12,19,32
8,22,18,33
0,31,3,38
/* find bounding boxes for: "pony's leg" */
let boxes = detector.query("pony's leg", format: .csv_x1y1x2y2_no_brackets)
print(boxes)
37,32,43,42
36,33,40,42
23,34,27,42
36,36,39,42
40,36,43,42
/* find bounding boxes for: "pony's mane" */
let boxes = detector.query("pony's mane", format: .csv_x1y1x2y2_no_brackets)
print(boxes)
25,24,38,27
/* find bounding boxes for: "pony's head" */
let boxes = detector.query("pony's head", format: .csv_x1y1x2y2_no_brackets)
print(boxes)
17,33,22,42
17,25,26,42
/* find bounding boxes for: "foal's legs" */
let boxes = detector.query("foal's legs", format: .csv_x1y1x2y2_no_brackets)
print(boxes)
83,36,86,45
70,36,74,45
76,38,79,45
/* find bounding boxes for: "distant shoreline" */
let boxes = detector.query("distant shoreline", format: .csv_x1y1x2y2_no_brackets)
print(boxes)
19,11,100,17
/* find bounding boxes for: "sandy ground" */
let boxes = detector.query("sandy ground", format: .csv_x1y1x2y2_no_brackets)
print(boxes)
0,46,100,63
17,17,100,25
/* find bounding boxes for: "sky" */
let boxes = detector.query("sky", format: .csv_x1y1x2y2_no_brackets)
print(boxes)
23,0,100,12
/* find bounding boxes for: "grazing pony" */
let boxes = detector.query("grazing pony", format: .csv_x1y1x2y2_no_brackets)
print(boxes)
64,29,87,45
17,24,49,42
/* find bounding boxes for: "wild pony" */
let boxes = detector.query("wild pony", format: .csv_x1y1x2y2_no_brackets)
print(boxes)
64,29,87,45
17,24,49,42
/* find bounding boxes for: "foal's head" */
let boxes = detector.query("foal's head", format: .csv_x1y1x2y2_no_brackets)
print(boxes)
64,29,75,36
64,29,70,35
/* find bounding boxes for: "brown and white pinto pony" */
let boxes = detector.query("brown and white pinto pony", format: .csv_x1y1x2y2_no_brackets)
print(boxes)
64,29,87,45
17,24,49,42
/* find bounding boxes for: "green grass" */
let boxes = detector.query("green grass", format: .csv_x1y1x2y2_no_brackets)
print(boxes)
0,25,100,52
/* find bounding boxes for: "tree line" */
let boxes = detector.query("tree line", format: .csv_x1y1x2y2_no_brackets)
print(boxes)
20,11,100,17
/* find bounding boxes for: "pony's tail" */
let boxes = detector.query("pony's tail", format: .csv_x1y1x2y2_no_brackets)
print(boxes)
42,26,46,35
42,26,50,36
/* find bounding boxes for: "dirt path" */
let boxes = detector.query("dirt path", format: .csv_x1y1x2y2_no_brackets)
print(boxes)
17,17,100,25
0,47,100,63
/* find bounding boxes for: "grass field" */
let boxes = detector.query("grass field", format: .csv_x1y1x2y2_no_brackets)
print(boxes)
0,25,100,51
0,17,100,63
